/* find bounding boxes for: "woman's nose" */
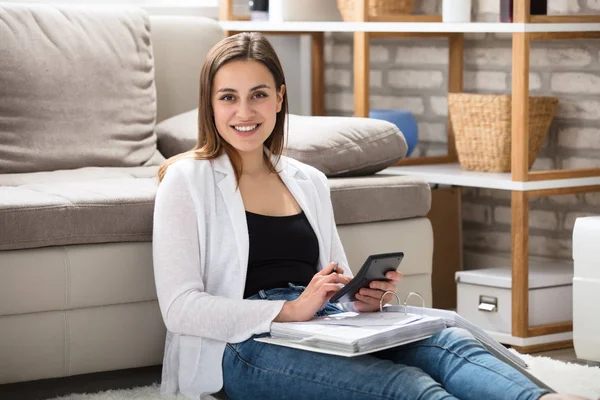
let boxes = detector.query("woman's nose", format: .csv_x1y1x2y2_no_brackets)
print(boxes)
236,100,255,119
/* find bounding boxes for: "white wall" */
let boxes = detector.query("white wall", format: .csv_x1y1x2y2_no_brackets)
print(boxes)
265,35,312,116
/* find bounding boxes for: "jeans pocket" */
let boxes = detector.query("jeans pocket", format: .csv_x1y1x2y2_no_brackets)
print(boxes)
227,342,238,352
231,333,270,356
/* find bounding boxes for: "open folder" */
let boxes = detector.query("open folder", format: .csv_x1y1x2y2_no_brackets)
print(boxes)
256,312,445,357
255,294,554,392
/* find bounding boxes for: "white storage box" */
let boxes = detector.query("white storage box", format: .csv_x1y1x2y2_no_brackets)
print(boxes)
456,264,573,334
572,216,600,362
268,0,342,22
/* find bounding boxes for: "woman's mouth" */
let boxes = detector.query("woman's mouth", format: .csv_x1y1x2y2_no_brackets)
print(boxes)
232,124,260,137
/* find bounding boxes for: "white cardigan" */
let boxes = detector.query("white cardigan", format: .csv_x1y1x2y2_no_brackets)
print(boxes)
152,152,352,399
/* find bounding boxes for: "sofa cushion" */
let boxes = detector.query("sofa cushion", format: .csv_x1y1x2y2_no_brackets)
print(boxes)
285,114,407,177
0,168,429,251
0,4,164,174
0,167,159,251
330,174,430,225
0,166,158,186
154,110,407,176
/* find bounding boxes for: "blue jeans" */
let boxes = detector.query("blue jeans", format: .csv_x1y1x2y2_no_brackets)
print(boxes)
222,286,550,400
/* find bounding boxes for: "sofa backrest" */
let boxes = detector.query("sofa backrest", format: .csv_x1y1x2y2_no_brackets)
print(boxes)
149,16,224,124
0,4,161,173
0,5,224,174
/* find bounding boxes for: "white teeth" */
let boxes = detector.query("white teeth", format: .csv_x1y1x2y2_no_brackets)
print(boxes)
234,124,257,132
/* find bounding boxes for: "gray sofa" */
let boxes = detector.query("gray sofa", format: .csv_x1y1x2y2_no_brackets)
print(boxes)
0,4,433,385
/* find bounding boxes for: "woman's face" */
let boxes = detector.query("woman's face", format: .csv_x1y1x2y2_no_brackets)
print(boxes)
212,59,285,156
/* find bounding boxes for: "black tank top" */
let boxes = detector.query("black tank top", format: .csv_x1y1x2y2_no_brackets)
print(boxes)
243,210,319,299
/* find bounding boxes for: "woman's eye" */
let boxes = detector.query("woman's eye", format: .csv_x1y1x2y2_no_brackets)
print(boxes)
220,95,234,101
253,92,267,99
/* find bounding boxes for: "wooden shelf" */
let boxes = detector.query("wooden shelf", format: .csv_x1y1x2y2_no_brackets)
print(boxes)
530,14,600,23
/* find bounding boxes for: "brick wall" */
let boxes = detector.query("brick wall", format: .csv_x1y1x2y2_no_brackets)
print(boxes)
325,0,600,262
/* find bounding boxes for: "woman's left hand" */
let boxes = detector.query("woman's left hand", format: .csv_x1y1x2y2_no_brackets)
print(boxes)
353,271,403,312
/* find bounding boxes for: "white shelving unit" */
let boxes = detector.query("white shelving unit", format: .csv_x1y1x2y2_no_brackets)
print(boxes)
221,20,600,33
384,164,600,191
219,1,600,352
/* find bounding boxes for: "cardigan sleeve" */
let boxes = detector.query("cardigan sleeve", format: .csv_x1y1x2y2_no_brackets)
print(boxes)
316,171,351,277
152,162,285,343
313,170,358,312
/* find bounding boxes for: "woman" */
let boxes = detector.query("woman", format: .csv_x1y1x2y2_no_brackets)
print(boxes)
153,32,585,400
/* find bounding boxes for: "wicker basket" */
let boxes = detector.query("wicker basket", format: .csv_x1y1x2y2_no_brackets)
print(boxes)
448,93,559,172
337,0,414,21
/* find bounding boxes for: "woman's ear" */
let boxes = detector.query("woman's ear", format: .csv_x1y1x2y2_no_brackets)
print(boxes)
276,84,286,113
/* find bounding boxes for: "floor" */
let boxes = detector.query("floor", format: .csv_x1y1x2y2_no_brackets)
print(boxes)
0,348,598,400
0,366,162,400
537,347,600,367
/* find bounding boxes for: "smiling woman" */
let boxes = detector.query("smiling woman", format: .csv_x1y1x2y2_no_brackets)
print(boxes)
212,60,285,158
157,32,289,184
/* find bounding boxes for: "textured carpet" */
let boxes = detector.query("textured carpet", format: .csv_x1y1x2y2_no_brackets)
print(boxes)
48,352,600,400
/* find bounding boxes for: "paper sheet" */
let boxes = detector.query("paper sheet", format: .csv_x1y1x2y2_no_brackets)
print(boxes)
301,312,424,327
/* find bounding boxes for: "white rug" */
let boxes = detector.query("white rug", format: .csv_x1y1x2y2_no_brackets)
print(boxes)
48,352,600,400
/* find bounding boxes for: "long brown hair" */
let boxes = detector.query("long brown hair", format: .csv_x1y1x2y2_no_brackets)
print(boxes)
157,32,288,183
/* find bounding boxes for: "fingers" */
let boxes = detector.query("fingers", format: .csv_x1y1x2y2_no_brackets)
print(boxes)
317,262,339,276
329,273,352,284
384,271,403,282
309,267,350,294
320,283,349,301
320,283,346,293
317,272,351,287
319,274,351,289
353,277,401,312
357,287,389,300
368,280,397,292
380,291,396,305
356,286,397,306
355,291,381,306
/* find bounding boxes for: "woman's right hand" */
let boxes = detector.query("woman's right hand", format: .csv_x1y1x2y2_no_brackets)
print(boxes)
274,262,352,322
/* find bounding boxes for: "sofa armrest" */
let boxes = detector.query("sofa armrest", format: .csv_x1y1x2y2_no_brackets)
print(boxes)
155,109,198,158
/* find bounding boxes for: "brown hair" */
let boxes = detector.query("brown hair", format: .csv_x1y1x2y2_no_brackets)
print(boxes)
157,32,288,184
